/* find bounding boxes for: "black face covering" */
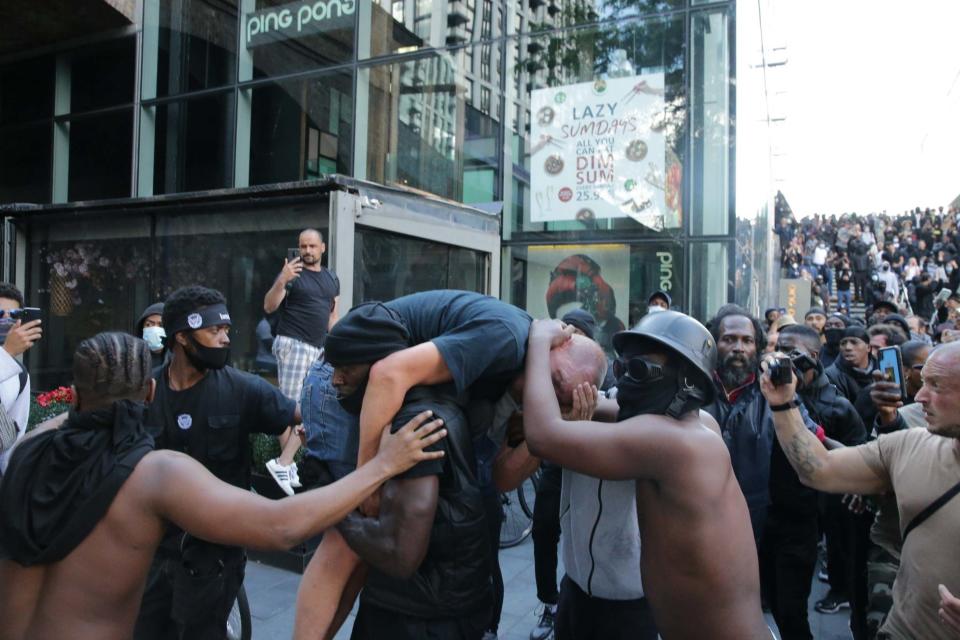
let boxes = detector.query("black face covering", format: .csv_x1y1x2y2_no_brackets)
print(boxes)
824,328,845,349
616,373,681,421
337,378,368,415
184,334,230,371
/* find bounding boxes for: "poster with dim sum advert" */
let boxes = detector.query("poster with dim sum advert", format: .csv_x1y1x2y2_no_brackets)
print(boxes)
530,73,677,228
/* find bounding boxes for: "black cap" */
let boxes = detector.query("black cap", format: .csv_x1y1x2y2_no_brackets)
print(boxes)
648,290,672,307
872,300,898,314
324,302,411,366
561,309,596,340
137,302,164,332
828,312,851,327
804,306,826,319
882,313,911,338
842,326,869,344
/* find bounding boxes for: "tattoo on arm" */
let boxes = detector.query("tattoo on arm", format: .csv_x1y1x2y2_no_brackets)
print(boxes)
785,430,825,482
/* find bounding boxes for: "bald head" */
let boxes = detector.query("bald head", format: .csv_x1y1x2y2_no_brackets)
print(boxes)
915,341,960,438
548,334,607,407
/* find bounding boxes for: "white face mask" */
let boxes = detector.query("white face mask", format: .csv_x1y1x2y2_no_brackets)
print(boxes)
143,325,166,352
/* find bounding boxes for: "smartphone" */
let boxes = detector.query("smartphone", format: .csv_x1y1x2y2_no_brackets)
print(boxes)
877,346,906,400
10,307,41,324
287,247,302,262
934,288,953,306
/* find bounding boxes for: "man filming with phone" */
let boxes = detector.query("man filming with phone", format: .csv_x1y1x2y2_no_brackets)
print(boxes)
0,283,40,467
263,229,340,495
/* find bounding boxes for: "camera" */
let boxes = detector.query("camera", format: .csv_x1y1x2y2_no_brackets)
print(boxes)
767,356,794,386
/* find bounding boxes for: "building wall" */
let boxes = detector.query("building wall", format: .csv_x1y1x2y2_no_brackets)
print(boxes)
0,0,775,342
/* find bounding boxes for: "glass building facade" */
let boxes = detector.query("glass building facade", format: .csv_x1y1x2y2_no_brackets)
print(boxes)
0,0,778,381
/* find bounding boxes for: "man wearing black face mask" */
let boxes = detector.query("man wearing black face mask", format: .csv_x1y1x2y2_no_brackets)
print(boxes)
821,313,849,369
776,325,869,623
135,286,301,640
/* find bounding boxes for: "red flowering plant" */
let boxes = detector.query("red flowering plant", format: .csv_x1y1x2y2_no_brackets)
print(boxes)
28,386,75,431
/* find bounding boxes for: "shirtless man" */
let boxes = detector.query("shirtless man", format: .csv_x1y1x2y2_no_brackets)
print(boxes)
0,332,445,640
522,311,769,640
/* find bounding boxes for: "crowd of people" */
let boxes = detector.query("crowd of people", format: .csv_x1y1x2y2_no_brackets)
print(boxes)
0,224,960,640
776,206,960,334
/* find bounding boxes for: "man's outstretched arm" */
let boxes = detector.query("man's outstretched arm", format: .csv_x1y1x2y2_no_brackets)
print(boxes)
149,411,445,550
522,320,699,481
336,475,438,578
759,358,890,496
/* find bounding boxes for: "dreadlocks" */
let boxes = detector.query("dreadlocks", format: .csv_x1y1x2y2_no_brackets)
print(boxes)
73,332,152,402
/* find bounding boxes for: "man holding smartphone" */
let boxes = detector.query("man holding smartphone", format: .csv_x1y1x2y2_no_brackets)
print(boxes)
0,283,40,465
263,229,340,495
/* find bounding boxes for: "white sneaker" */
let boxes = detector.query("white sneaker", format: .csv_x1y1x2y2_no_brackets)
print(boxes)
266,458,294,496
289,461,302,489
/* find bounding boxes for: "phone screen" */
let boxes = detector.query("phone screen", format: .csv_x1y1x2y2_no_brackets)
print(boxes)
878,346,905,399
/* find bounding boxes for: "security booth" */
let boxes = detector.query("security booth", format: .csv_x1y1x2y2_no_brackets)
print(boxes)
2,175,501,393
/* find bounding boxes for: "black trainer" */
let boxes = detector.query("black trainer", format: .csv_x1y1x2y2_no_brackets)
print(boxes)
815,592,850,614
529,605,556,640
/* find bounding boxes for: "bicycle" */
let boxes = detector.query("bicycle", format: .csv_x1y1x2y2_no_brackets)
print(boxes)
498,467,540,548
226,584,252,640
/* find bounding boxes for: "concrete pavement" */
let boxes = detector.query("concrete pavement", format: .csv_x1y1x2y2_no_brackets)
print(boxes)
242,536,855,639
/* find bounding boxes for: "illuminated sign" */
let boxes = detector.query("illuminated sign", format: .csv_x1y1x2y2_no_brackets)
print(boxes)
244,0,355,48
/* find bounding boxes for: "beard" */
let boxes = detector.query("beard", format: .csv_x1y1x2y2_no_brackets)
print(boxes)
300,253,319,265
717,351,758,390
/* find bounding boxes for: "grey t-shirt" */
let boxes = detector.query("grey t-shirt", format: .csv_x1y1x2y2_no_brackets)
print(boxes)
560,468,644,600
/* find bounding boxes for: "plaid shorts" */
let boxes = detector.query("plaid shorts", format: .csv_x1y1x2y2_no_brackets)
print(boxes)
273,335,323,402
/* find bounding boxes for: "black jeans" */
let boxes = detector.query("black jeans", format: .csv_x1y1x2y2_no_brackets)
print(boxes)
555,575,658,640
532,463,562,606
481,490,505,633
759,513,818,640
351,602,488,640
134,544,246,640
822,494,851,598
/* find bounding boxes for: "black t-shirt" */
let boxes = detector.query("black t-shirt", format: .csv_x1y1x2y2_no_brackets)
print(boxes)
276,268,340,349
385,290,532,402
146,365,296,488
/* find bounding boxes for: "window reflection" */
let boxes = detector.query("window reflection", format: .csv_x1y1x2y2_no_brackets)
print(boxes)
365,49,500,203
354,227,486,302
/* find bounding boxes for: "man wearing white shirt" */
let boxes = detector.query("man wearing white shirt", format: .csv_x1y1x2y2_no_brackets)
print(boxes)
0,283,40,467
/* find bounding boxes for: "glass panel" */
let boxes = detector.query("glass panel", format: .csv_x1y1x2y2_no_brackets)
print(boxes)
154,206,329,372
515,0,682,35
362,0,501,60
24,216,153,389
354,226,486,302
153,92,234,194
364,46,501,203
504,14,686,239
688,241,729,321
690,8,730,235
0,56,54,125
71,37,136,112
0,124,52,203
68,110,134,201
628,242,684,324
240,0,354,79
249,70,354,184
154,0,238,97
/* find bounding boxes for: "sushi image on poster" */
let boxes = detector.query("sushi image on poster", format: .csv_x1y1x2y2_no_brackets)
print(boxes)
530,73,671,228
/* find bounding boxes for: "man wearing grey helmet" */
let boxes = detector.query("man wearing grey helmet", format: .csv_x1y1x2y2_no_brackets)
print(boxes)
523,310,770,640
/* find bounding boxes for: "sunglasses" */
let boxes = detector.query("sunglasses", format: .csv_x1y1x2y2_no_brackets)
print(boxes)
0,309,31,320
613,356,664,381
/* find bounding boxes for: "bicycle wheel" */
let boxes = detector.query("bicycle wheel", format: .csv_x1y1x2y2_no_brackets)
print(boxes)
499,473,537,548
226,584,252,640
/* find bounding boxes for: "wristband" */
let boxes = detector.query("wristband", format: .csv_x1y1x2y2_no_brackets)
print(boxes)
769,399,801,412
